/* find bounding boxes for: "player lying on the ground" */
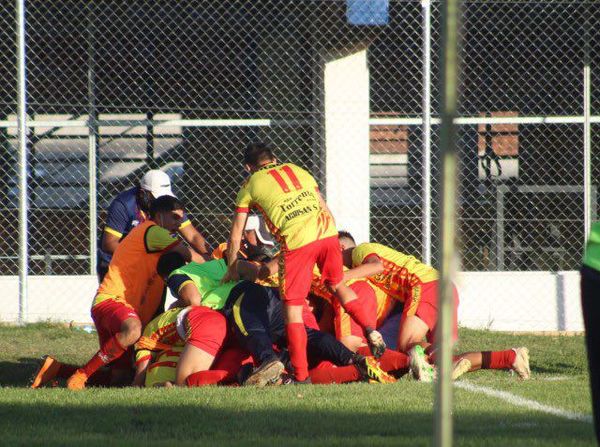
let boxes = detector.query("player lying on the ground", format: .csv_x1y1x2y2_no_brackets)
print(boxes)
132,305,229,387
222,279,397,386
31,197,205,390
222,142,385,383
338,231,530,380
158,251,396,386
68,196,205,390
310,272,436,382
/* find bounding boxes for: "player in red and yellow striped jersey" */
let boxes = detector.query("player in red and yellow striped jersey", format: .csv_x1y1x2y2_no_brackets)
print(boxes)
222,142,385,382
338,231,455,356
66,196,204,390
132,307,186,386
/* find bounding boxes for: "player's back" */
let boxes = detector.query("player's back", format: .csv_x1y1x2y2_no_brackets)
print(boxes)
352,242,438,296
239,162,336,250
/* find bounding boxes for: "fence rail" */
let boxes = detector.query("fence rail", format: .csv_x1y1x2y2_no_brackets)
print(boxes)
0,0,595,329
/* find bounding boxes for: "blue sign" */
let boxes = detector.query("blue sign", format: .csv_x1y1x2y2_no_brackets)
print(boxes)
347,0,389,26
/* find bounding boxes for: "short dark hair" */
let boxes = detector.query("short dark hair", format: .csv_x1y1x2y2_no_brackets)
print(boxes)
149,195,185,219
244,142,275,167
157,252,186,277
338,231,356,245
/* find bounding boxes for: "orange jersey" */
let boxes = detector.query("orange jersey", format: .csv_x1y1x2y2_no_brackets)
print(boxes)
235,162,336,250
95,220,180,324
351,242,438,302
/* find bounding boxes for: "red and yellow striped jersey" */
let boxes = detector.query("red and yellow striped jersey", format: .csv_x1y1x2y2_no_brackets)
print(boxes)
235,162,337,250
134,307,187,364
351,242,438,301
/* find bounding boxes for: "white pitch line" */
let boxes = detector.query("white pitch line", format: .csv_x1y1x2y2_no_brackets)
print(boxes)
455,381,593,423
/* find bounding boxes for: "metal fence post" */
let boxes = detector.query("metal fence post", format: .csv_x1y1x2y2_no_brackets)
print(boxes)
88,2,98,276
421,0,432,265
584,8,592,241
16,0,29,324
436,0,462,444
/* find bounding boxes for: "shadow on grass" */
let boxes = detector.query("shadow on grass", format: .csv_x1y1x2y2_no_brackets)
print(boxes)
0,398,594,447
0,358,43,386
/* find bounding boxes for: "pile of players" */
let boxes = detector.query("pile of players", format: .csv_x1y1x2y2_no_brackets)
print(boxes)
31,142,530,389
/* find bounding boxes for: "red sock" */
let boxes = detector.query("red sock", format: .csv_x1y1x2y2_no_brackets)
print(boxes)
309,365,361,384
342,298,376,331
81,336,126,377
357,347,409,373
286,323,309,381
186,370,229,387
481,350,516,369
211,347,250,384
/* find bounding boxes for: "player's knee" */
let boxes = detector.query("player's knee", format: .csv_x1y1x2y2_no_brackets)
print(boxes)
284,304,304,324
120,318,142,346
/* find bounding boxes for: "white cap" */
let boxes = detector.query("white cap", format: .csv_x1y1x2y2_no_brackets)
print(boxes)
140,170,175,198
245,215,275,246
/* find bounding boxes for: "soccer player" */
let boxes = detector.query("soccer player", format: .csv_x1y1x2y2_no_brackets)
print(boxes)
338,231,455,356
97,169,210,281
339,231,530,380
581,221,600,443
66,196,203,390
156,253,256,386
222,142,385,382
222,280,396,386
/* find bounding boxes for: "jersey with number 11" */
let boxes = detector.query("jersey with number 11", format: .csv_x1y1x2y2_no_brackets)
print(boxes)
235,162,337,250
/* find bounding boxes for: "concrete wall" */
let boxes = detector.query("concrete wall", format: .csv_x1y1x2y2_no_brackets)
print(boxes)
324,49,371,243
0,272,583,332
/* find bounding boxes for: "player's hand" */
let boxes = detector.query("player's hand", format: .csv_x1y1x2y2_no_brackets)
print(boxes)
366,329,386,359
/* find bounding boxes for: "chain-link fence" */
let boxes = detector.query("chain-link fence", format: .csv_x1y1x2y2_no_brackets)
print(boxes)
0,0,596,328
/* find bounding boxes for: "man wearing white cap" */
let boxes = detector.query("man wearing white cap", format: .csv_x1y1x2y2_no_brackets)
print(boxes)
97,170,210,281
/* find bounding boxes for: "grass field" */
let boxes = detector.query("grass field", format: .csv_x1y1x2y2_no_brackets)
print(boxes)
0,324,595,446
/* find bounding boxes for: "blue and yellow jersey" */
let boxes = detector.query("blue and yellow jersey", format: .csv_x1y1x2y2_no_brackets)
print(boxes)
235,162,337,251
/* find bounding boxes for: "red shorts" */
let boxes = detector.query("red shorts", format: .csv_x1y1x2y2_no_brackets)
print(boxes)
302,303,320,330
400,280,459,345
333,281,377,342
91,299,139,370
185,306,227,356
279,236,344,306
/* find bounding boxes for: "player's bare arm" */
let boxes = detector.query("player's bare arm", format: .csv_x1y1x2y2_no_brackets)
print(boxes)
168,242,205,264
237,259,261,281
343,257,384,282
101,231,120,255
222,211,248,283
132,358,151,387
178,224,212,262
175,282,203,307
257,256,279,281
